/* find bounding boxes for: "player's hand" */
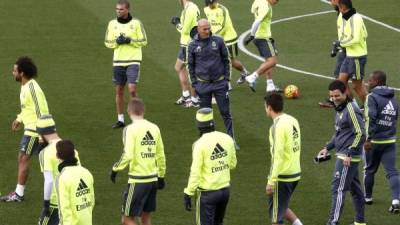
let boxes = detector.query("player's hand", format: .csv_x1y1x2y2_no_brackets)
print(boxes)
364,140,372,152
12,120,21,131
343,156,351,167
266,184,274,196
171,16,181,26
40,200,51,218
116,35,129,45
330,40,341,57
123,37,131,44
157,177,165,190
110,170,118,183
244,35,254,46
318,148,329,158
183,194,192,211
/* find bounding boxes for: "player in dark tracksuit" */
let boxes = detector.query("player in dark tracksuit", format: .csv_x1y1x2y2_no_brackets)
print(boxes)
188,19,237,147
318,80,366,225
363,70,400,213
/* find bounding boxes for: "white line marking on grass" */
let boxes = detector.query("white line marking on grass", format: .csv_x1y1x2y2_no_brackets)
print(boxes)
238,10,400,91
320,0,400,33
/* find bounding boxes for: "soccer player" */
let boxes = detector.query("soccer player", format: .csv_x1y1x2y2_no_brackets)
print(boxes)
36,114,81,225
264,93,303,225
243,0,281,93
105,0,147,128
363,71,400,213
0,56,50,202
110,98,166,225
56,140,95,225
203,0,250,84
318,80,366,225
171,0,200,107
335,0,368,104
183,107,237,225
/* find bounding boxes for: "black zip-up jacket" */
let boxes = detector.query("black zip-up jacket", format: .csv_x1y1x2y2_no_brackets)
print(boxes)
188,34,230,83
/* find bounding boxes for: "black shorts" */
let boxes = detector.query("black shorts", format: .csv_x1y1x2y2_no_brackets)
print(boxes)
333,50,346,78
227,43,239,59
268,181,298,224
20,135,41,155
196,187,230,225
254,38,278,58
339,56,367,80
38,207,59,225
177,46,188,63
112,64,140,85
122,182,158,217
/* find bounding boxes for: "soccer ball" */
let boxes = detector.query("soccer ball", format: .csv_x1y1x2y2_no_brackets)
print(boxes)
284,85,300,99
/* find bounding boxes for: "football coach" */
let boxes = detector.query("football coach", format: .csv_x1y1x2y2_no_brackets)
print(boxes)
188,19,239,149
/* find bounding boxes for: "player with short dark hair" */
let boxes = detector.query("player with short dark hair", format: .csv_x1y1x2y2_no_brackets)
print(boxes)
244,0,281,93
105,0,147,129
318,80,366,225
183,108,237,225
264,93,303,225
110,98,166,225
56,140,94,225
1,56,50,203
364,70,400,213
203,0,250,85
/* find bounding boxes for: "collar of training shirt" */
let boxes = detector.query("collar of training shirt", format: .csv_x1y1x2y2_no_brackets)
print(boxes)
342,8,356,20
117,13,133,24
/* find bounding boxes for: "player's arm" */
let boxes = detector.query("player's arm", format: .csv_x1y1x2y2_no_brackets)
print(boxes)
156,130,166,178
229,139,237,170
57,176,72,224
347,104,365,156
250,4,269,36
112,127,135,172
219,40,231,81
365,95,377,140
215,7,228,35
187,43,197,84
184,142,203,196
181,8,199,36
340,17,366,47
325,134,336,151
104,21,117,49
130,20,147,48
39,151,53,202
29,83,49,119
267,122,286,185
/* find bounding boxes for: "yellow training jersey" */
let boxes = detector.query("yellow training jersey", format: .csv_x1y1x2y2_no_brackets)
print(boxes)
184,131,237,196
57,165,94,225
112,119,166,183
251,0,273,39
39,139,80,206
337,13,368,57
105,17,147,66
16,79,49,137
204,3,237,45
177,1,200,46
268,114,301,185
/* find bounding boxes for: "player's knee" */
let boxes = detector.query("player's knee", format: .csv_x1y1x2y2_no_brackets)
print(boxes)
385,170,399,179
267,57,278,66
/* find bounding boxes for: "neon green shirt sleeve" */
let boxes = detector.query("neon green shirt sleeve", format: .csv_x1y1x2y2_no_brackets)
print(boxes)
184,141,202,196
112,127,134,172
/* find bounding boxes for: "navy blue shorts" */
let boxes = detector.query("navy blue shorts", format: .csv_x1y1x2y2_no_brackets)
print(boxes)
334,50,346,78
20,135,42,155
38,207,59,225
122,182,158,217
254,38,278,58
339,56,367,80
177,46,187,63
227,43,239,59
113,64,140,85
268,181,298,224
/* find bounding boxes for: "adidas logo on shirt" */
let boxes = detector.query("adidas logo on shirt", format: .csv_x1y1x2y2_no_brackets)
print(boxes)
382,101,396,116
293,126,299,139
210,143,227,160
76,179,90,197
141,131,156,145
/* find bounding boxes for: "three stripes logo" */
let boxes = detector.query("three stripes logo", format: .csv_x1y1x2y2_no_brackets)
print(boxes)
382,101,396,116
76,179,90,197
141,131,156,145
293,126,299,139
210,143,227,160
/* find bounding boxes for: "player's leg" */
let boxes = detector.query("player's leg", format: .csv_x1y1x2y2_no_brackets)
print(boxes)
225,43,249,85
197,191,216,225
127,64,140,98
268,181,287,225
349,164,366,224
380,143,400,212
121,183,146,225
350,57,368,104
283,181,302,225
213,82,234,139
174,47,192,106
196,82,213,108
113,66,127,128
38,207,59,225
214,188,230,225
141,182,157,225
363,143,382,204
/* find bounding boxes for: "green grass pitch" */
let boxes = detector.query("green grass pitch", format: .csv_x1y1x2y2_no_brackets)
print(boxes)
0,0,399,224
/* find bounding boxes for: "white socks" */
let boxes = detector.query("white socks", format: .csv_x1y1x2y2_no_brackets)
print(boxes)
191,96,199,103
182,90,190,98
118,114,124,123
266,79,275,91
293,218,303,225
393,199,400,205
15,184,25,196
245,72,259,83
